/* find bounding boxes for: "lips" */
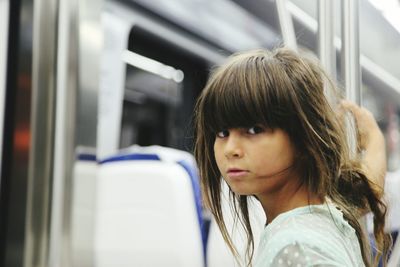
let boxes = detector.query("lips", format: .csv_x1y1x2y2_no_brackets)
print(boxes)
226,168,249,178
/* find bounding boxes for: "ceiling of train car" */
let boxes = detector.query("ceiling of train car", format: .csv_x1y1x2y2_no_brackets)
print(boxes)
121,0,400,98
128,0,400,82
290,0,400,83
231,0,400,83
128,0,281,51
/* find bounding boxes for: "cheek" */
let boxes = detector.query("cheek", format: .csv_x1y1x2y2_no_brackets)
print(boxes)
277,143,296,166
254,143,296,173
213,141,224,170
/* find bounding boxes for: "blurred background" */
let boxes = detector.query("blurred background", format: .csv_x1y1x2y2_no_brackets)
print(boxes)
1,0,400,266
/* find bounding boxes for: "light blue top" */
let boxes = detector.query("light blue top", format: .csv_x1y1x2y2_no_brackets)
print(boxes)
254,203,365,267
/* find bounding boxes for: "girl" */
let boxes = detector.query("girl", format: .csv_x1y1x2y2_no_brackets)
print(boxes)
194,48,391,266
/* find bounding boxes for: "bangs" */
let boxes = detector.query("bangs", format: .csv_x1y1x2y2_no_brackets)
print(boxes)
201,55,294,134
203,87,273,133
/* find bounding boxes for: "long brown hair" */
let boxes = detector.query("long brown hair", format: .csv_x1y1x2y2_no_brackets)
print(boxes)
193,48,391,266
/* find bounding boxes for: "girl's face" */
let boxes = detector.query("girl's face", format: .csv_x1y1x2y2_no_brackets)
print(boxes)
213,126,299,197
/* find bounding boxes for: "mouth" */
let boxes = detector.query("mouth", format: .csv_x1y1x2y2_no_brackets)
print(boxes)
226,168,249,178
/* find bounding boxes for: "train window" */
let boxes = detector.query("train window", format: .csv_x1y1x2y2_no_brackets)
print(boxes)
119,25,208,151
120,63,182,148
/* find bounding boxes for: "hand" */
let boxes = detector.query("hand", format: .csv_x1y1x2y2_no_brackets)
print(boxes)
340,100,383,151
340,100,386,197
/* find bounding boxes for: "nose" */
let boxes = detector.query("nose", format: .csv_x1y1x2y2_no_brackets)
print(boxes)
224,132,244,159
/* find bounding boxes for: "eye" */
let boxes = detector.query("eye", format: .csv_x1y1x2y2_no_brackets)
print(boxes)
216,130,229,138
247,126,264,135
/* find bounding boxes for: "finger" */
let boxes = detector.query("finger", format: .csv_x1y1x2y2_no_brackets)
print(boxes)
340,100,361,115
338,100,357,122
340,100,375,126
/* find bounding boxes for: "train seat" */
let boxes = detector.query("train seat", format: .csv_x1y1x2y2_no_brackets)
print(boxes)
94,146,204,267
70,150,98,267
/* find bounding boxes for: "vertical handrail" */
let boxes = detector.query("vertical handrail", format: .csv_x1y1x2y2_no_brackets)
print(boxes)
341,0,370,253
276,0,297,50
24,0,58,266
48,0,79,266
318,0,336,81
341,0,361,157
318,0,336,105
341,0,361,105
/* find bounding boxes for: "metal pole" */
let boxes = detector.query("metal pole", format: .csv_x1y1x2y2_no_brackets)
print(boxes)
341,0,361,158
318,0,336,106
24,0,58,265
48,0,79,266
341,0,361,105
318,0,336,81
276,0,297,50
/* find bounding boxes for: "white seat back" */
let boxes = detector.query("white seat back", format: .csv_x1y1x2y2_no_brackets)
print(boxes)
94,158,204,267
71,155,98,267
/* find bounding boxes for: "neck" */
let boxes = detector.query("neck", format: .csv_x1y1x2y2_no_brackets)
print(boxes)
257,177,323,224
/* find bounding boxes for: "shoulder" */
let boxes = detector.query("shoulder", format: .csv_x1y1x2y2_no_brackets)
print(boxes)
256,233,362,267
265,205,356,244
254,205,364,267
256,241,343,267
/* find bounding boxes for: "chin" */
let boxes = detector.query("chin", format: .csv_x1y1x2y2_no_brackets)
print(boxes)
228,185,255,196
